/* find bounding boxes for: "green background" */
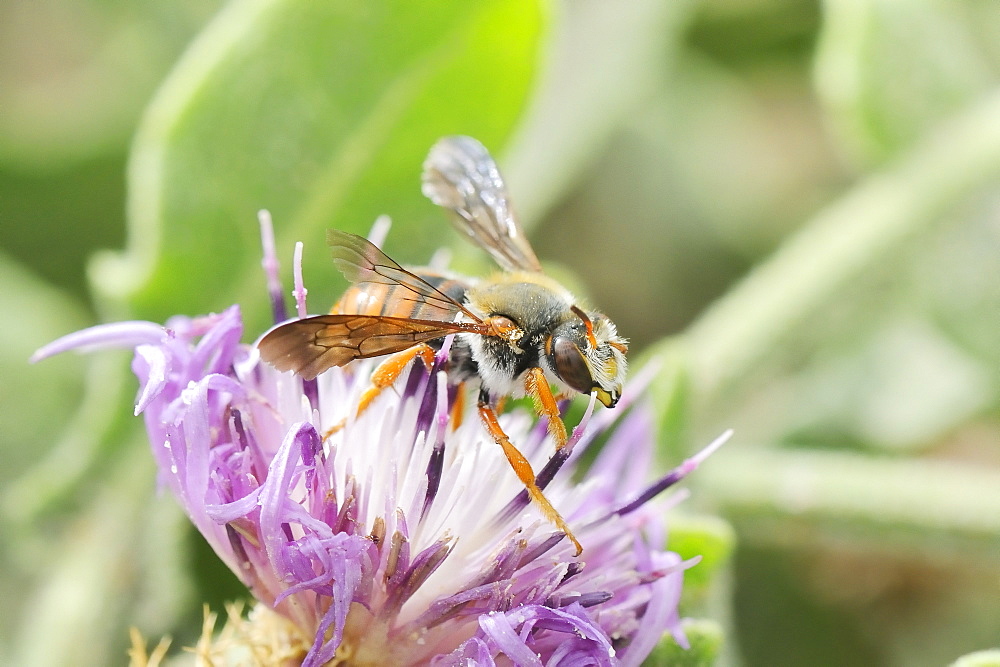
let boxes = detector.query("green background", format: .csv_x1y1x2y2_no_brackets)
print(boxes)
4,0,1000,664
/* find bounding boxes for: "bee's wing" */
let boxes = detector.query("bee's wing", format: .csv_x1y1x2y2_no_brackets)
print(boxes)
421,135,542,273
259,314,491,380
327,229,482,323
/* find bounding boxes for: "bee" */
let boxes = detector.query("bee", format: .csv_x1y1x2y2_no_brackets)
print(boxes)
258,136,628,554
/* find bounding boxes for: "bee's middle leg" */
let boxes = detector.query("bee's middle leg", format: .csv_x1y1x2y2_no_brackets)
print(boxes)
477,396,582,556
323,343,436,440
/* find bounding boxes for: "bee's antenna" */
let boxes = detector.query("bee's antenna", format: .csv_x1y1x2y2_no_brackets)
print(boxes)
570,305,598,349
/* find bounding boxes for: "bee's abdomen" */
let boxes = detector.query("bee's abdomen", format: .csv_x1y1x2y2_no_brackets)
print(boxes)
331,272,469,320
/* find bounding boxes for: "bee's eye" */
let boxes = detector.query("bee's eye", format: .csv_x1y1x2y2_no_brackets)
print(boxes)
550,336,593,394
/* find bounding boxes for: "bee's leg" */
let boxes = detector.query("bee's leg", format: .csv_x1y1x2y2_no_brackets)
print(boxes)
477,395,583,556
362,344,436,411
524,367,568,449
449,383,465,430
323,344,436,439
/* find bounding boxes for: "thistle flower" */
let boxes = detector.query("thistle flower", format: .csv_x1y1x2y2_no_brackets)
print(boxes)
32,217,727,666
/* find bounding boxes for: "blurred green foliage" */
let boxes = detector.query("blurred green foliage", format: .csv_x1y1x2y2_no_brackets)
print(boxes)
6,0,1000,665
647,619,725,667
100,1,541,330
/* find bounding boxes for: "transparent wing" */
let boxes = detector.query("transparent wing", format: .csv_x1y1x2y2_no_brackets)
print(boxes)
258,314,490,380
327,229,482,322
421,135,542,273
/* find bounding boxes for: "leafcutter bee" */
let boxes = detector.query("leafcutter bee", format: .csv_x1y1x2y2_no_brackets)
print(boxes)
258,136,628,554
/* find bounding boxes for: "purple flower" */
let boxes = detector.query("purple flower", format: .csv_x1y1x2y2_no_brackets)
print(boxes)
33,217,726,666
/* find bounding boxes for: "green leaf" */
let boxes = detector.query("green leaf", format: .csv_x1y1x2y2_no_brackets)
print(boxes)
680,90,1000,402
669,514,735,608
0,0,220,170
639,338,692,462
503,0,694,222
1,253,140,664
0,251,88,486
94,0,543,333
644,618,724,667
11,441,164,666
952,649,1000,667
815,0,992,164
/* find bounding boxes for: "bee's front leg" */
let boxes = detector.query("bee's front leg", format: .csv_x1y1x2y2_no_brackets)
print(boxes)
523,367,568,449
477,390,582,556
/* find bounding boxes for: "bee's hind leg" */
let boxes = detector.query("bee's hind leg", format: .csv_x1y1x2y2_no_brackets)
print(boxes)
477,394,583,556
323,344,436,440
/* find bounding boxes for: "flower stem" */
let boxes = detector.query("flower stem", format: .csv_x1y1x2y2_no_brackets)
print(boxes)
695,447,1000,563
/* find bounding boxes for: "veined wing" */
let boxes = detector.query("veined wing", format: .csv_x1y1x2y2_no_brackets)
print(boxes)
421,135,542,273
327,229,481,323
258,314,491,380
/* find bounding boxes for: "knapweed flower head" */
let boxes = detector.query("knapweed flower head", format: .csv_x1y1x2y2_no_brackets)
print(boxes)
33,217,726,666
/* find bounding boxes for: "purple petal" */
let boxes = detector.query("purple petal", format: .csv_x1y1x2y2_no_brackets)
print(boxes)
293,240,308,318
205,487,262,523
384,538,453,614
614,429,732,517
258,210,288,323
619,551,688,665
297,535,373,666
31,320,166,363
478,611,543,667
565,392,598,452
433,637,497,666
189,306,243,376
547,591,613,609
258,422,320,578
177,379,214,523
133,344,167,415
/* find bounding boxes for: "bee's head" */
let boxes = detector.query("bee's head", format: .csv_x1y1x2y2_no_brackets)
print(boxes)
545,307,628,408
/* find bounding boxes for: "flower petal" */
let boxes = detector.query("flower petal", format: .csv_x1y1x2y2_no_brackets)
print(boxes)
30,320,166,363
133,343,168,415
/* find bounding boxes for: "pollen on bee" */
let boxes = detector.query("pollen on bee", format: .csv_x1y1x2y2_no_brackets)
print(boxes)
486,315,523,342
